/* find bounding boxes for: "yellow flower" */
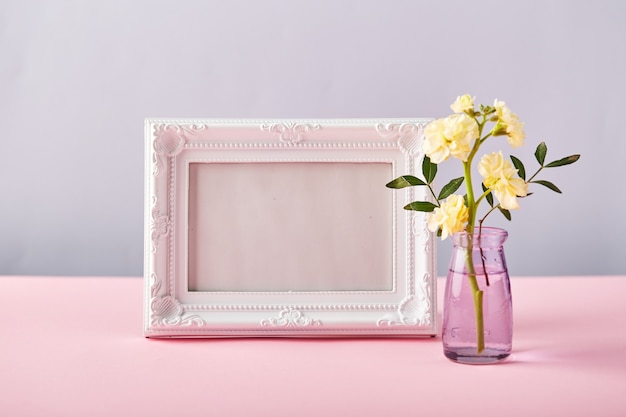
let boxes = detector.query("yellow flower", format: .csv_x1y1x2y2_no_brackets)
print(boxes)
450,94,475,113
478,151,528,210
427,194,469,239
494,99,525,148
423,114,478,163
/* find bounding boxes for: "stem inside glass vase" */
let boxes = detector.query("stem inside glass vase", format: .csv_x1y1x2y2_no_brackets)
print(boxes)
464,238,485,354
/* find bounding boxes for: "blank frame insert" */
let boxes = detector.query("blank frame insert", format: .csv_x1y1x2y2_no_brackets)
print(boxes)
187,162,393,292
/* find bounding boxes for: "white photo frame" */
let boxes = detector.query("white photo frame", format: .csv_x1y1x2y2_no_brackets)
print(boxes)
144,118,436,337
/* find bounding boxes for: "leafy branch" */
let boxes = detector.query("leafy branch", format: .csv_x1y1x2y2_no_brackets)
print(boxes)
385,155,464,213
476,142,580,226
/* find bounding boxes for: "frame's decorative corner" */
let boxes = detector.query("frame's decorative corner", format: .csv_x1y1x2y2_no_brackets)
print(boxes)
151,297,205,328
375,121,427,156
377,294,431,328
148,274,204,328
151,123,210,176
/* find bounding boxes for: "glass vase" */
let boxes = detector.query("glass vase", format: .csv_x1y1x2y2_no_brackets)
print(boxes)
442,227,512,364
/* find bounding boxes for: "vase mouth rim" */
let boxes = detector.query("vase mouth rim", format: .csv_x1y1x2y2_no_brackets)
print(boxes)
454,226,508,237
452,227,508,247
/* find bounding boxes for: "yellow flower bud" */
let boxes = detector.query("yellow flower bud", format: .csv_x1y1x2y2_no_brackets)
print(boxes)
494,99,525,148
450,94,476,114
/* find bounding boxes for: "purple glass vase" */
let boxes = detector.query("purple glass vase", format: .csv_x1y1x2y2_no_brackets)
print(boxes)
442,227,512,364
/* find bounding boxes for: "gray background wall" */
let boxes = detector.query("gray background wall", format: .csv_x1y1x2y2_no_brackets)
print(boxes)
1,0,624,277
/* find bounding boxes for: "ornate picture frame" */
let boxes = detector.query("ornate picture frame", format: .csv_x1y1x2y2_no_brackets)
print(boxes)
144,118,436,337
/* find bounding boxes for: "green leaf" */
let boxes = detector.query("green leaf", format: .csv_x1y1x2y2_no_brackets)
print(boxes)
498,207,512,221
510,155,526,180
386,175,427,189
535,142,547,166
422,156,437,184
482,183,494,207
545,154,580,168
437,177,464,200
532,180,562,193
404,201,438,212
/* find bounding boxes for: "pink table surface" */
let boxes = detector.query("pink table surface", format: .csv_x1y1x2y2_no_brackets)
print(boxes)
1,275,625,417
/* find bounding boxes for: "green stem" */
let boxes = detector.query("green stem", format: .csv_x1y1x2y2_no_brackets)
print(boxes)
464,245,485,354
478,218,490,287
457,113,503,355
526,165,544,183
462,140,485,354
475,189,492,210
427,184,440,207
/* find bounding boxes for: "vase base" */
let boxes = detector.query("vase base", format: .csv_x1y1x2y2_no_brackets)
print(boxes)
444,347,510,365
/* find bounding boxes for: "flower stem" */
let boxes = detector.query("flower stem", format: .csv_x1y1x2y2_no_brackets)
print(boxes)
458,113,496,355
462,154,485,354
478,220,490,287
427,184,441,207
526,166,544,183
464,242,485,354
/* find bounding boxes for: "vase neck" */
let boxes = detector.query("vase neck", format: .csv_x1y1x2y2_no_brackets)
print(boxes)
452,227,508,249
